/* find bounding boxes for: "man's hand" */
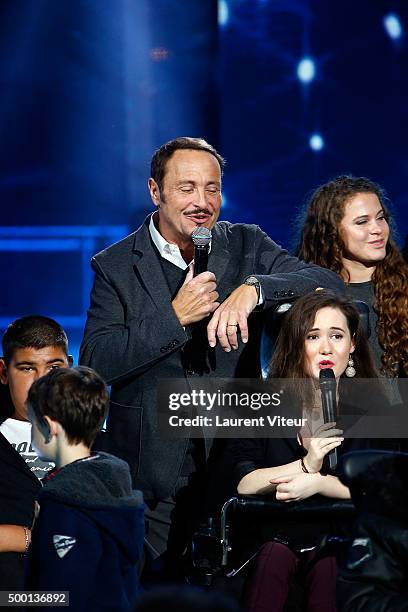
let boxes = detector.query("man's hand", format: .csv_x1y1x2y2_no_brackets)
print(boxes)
271,473,321,503
172,268,219,326
207,284,258,351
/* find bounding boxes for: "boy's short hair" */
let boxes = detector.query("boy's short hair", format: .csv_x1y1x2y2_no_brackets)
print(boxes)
2,315,69,365
28,367,109,448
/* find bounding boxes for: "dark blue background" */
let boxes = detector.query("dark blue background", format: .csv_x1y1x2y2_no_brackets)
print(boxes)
0,0,407,359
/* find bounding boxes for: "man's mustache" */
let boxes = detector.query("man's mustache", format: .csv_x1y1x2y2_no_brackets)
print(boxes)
183,209,212,216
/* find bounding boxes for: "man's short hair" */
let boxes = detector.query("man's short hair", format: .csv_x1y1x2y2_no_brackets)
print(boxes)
2,315,68,365
27,366,109,448
150,136,226,193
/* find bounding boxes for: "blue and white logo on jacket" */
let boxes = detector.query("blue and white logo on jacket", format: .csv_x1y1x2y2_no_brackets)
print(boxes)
53,534,77,559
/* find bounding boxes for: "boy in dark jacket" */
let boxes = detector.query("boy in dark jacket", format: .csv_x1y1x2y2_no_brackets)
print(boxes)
0,315,72,589
26,366,144,612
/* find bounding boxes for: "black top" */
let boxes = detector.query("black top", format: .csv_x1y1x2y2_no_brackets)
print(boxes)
229,435,371,489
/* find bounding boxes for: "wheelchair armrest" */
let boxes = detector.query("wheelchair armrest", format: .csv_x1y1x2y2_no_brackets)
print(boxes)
220,495,355,566
233,495,355,519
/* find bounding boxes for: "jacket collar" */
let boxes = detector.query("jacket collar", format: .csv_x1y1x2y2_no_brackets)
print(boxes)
131,215,231,304
207,222,230,291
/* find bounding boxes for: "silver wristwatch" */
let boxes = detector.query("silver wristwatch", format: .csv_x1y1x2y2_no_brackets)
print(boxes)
244,275,261,303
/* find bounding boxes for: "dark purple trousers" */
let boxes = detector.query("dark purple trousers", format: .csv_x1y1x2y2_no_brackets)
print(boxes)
246,542,337,612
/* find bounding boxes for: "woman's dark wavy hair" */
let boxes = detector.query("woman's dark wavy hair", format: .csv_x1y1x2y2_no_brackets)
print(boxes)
269,291,377,379
295,176,408,376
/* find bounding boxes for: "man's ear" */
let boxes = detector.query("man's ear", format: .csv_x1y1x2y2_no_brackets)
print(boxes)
148,178,161,208
67,355,74,368
0,358,8,385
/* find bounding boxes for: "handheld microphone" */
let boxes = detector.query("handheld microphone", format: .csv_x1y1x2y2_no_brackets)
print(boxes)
191,227,211,276
319,368,338,470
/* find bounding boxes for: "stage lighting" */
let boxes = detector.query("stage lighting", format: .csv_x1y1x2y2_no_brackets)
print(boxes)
297,58,315,83
309,134,324,151
150,47,169,61
218,0,229,27
383,13,403,40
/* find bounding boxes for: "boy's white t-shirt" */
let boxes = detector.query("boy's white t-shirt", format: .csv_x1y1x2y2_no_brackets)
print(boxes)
0,418,54,478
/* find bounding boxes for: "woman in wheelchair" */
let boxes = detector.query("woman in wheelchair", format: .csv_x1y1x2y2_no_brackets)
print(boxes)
230,290,386,612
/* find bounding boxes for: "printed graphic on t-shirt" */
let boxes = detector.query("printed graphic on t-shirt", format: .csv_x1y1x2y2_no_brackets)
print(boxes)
12,440,54,476
0,418,54,478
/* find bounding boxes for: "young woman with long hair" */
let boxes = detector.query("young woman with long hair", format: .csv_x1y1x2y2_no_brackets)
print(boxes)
230,291,383,612
295,176,408,377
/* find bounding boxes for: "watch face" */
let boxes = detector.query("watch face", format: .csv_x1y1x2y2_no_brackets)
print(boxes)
246,276,258,285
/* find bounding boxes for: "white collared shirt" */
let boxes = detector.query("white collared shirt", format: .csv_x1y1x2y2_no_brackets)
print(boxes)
149,213,212,271
149,214,191,270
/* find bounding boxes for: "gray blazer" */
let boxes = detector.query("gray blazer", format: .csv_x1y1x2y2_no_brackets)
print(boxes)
79,216,343,499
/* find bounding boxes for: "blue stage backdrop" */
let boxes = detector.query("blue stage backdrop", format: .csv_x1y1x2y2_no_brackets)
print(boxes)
218,0,408,248
0,0,407,360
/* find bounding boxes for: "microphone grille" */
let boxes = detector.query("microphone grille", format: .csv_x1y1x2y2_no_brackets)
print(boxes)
319,368,335,380
191,227,212,246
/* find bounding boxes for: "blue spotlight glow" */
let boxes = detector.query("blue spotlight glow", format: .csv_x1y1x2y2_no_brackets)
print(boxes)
309,134,324,151
297,58,315,83
383,13,403,40
218,0,229,27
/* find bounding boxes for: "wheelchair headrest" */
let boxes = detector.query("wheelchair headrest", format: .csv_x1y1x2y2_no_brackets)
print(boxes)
339,450,408,521
339,449,408,486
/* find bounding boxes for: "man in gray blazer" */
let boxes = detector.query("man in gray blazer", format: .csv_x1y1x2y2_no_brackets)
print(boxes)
79,137,343,565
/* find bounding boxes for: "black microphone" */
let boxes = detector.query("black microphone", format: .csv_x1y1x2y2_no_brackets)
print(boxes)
191,227,211,276
319,368,338,470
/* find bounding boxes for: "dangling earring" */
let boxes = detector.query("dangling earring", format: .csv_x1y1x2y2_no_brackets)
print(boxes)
345,355,356,377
